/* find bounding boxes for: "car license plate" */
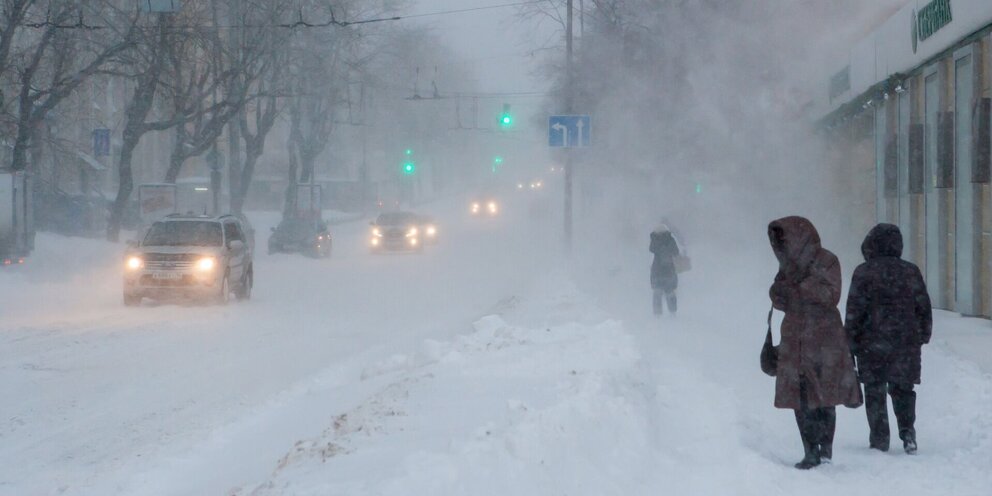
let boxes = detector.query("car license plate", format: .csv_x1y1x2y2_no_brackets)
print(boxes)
152,272,183,280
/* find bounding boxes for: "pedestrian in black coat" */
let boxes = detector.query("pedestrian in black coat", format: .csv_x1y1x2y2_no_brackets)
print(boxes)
650,228,679,316
845,223,932,454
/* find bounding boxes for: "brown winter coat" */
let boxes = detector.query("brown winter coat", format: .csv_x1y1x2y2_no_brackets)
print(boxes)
768,216,863,410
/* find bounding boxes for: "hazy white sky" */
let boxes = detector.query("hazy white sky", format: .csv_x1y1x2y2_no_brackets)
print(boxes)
408,0,555,94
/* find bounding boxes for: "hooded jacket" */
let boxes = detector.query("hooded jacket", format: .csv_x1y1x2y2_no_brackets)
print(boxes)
768,216,862,410
845,223,933,385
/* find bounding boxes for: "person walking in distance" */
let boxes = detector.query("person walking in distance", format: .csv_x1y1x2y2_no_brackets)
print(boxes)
845,224,932,454
768,216,862,469
650,226,680,317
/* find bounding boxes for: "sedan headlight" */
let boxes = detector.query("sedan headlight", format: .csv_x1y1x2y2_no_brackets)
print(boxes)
487,202,499,214
197,257,217,271
471,202,481,214
372,228,383,237
126,256,144,270
406,227,419,237
426,225,437,236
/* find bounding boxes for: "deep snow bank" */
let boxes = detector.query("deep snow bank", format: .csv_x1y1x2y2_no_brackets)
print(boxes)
233,269,991,496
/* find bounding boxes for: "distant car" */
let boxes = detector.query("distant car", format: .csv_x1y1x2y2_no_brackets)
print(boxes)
123,214,254,306
370,212,424,252
516,179,544,191
470,198,500,217
268,217,332,258
418,215,439,245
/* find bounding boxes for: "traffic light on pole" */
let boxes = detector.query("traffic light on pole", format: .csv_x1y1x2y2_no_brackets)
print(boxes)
402,148,416,175
499,103,513,128
492,155,504,173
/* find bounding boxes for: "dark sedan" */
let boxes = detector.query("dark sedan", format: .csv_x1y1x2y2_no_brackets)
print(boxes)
268,218,332,258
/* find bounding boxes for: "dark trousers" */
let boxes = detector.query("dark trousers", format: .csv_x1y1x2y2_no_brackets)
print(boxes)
794,379,836,456
865,382,916,448
652,288,677,316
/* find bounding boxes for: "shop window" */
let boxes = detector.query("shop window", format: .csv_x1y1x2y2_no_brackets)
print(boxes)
909,124,925,193
976,98,991,183
937,111,955,188
884,136,898,198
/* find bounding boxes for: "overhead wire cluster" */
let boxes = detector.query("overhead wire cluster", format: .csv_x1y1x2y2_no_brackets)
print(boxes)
21,0,552,31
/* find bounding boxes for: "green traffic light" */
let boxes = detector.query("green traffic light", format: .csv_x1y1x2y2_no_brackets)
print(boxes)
500,103,513,128
405,149,413,156
403,162,416,175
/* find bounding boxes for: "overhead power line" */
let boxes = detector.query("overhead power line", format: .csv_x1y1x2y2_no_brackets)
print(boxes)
27,0,551,30
400,1,551,20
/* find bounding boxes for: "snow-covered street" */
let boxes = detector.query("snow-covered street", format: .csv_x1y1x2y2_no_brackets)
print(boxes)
3,204,990,496
6,0,992,494
0,204,557,494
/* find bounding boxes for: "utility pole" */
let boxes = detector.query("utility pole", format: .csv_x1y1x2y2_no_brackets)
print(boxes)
564,0,574,251
360,81,370,214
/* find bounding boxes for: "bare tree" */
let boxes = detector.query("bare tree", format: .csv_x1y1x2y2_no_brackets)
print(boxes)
0,1,136,174
225,0,294,215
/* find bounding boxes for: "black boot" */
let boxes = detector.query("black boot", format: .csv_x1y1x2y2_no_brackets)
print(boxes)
870,440,890,452
795,440,821,470
892,384,917,455
819,443,833,464
903,432,918,455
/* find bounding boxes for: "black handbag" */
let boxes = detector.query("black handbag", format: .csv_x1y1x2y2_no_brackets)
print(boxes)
760,307,778,377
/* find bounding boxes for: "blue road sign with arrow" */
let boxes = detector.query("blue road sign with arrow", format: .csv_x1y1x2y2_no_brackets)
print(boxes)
548,115,591,148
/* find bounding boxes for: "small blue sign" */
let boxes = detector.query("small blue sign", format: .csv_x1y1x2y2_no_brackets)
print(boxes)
92,129,111,157
548,115,591,148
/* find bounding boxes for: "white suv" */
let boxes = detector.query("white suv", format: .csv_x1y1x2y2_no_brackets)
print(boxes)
123,214,254,306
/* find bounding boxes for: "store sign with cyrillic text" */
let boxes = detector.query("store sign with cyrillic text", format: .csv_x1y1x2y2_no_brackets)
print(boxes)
914,0,952,52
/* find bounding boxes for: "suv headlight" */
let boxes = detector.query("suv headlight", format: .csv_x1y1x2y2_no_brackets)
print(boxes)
126,256,144,270
372,228,383,237
406,227,419,237
197,257,217,271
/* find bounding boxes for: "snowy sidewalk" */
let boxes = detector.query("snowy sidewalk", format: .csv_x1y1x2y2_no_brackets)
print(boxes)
203,270,991,496
933,311,992,374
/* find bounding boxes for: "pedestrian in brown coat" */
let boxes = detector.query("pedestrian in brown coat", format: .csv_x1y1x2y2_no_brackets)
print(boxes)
768,216,863,469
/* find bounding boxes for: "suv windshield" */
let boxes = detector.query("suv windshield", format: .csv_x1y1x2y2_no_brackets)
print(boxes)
144,221,223,247
376,213,417,226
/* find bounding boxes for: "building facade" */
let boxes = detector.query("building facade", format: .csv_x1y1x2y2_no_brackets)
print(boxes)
820,0,992,316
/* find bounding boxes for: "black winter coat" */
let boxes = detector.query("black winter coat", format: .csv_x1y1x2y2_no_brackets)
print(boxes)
845,224,933,385
650,230,679,291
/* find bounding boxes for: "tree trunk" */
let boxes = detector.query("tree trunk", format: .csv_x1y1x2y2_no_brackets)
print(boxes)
105,16,167,241
284,132,299,217
107,132,139,242
165,126,187,183
227,116,243,214
299,149,315,185
234,148,259,215
9,107,33,172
